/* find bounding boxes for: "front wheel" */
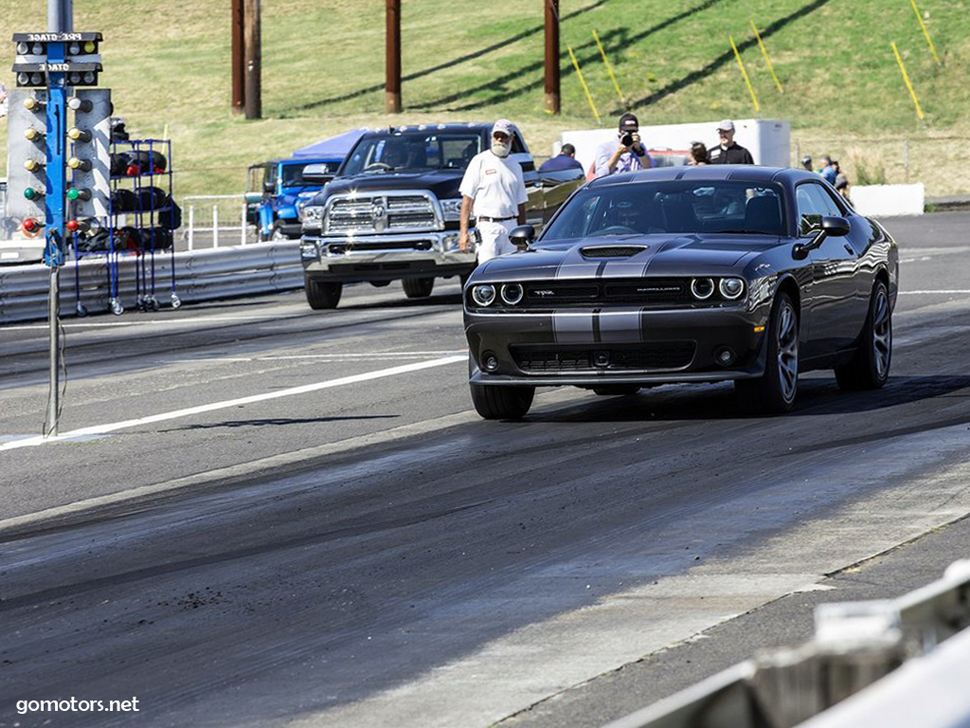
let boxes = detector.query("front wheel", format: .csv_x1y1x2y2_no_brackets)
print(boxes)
834,280,892,390
470,384,535,420
403,277,435,298
736,291,799,414
305,278,342,309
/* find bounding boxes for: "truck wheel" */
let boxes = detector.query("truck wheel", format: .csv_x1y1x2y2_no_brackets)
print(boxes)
402,277,435,298
305,278,342,309
470,384,535,420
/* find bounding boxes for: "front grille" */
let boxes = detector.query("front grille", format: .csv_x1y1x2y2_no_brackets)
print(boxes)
327,240,434,254
325,192,439,234
511,343,696,372
523,278,691,306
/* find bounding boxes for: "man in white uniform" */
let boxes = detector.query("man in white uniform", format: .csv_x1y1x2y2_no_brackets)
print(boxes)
459,119,528,263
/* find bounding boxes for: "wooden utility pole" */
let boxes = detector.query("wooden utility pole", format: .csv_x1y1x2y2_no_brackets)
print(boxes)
243,0,261,119
544,0,561,114
386,0,402,113
231,0,245,113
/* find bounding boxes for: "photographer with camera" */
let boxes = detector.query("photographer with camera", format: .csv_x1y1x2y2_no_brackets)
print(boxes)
593,112,653,178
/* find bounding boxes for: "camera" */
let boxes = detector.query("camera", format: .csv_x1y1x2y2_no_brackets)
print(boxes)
621,132,635,147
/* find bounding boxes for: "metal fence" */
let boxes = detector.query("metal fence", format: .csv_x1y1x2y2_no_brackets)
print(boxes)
0,241,303,324
181,194,260,250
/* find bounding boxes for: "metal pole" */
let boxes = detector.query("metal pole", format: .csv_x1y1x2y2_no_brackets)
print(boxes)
243,0,261,119
48,0,72,32
45,0,72,437
544,0,561,114
47,268,59,436
231,0,245,114
385,0,402,113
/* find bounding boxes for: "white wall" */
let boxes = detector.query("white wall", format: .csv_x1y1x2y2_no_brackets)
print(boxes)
560,118,791,173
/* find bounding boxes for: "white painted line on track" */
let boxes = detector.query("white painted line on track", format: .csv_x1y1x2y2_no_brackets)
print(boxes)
898,290,970,295
0,354,467,452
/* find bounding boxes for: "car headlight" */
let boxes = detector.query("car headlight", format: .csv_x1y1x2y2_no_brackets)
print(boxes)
440,198,463,222
500,283,524,305
719,277,745,300
471,284,496,307
690,278,715,300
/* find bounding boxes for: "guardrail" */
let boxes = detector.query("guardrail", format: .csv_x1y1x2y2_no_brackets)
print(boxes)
0,241,303,324
602,559,970,728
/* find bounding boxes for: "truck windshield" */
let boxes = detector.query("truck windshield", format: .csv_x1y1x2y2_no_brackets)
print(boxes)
280,162,339,187
342,133,482,176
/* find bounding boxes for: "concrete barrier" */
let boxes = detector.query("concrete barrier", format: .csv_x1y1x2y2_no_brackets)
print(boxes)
851,183,925,217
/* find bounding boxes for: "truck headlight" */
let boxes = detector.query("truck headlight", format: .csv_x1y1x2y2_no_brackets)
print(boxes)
303,206,324,225
440,198,463,222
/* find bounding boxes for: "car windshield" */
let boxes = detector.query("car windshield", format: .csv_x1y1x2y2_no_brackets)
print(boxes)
540,180,788,242
341,132,482,176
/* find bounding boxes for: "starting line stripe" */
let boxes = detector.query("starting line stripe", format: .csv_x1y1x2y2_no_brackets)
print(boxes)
0,354,467,452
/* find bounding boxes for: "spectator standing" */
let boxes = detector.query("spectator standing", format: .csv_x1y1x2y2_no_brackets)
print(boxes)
800,155,813,171
538,143,584,174
459,119,528,263
689,142,710,165
817,154,837,184
593,112,653,178
832,160,850,199
707,120,755,164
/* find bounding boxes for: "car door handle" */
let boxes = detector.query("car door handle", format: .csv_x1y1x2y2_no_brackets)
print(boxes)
844,243,854,254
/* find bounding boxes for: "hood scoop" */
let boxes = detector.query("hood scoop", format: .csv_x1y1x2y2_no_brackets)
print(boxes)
579,244,648,259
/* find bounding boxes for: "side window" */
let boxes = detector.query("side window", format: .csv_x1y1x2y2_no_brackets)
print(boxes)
511,132,528,155
808,183,844,216
795,183,827,236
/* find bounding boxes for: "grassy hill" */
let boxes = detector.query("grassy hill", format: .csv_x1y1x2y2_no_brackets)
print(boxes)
2,0,969,198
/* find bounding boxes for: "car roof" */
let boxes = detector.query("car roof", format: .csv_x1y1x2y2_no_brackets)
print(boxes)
359,123,497,138
586,165,821,188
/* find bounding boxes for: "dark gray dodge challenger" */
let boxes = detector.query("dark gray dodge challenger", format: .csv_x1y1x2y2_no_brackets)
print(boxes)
463,165,899,419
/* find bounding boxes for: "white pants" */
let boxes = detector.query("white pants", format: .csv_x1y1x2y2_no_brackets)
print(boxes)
476,219,518,263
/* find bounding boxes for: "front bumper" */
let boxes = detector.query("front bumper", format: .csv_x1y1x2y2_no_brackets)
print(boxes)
301,231,476,282
464,304,771,387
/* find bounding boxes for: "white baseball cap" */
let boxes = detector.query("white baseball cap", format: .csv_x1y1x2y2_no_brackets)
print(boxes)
717,119,735,132
492,119,515,137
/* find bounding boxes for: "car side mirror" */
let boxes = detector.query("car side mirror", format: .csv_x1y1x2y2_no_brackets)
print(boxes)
263,181,275,194
793,216,851,259
509,224,536,248
821,216,851,237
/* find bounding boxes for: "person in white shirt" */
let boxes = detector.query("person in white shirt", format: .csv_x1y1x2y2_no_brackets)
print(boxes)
592,112,653,178
459,119,528,263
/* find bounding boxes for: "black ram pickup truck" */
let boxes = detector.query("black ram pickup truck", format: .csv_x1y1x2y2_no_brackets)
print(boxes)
298,122,584,309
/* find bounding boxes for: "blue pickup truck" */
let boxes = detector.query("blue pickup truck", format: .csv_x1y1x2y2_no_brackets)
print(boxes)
249,157,342,241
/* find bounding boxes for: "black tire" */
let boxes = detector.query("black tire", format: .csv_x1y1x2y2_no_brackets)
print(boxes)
470,384,535,420
305,278,342,309
735,291,799,414
402,277,435,298
835,280,892,390
592,385,640,396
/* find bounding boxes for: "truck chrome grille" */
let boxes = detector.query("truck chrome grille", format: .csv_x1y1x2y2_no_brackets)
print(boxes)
325,192,440,234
